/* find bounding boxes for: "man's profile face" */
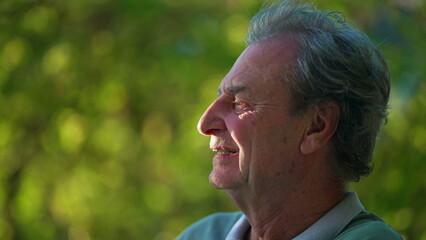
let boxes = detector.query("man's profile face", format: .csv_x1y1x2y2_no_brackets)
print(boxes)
197,37,307,192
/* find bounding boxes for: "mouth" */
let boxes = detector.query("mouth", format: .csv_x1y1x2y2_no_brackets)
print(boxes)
214,150,238,155
211,147,239,157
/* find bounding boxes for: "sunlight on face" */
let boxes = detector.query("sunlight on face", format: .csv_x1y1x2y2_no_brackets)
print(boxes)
198,36,307,191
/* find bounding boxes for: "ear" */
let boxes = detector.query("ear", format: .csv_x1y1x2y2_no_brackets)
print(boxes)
300,102,340,155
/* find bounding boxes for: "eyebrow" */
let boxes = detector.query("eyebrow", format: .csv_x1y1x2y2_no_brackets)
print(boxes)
217,85,246,96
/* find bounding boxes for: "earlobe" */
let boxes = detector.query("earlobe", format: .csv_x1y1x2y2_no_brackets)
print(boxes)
300,103,340,155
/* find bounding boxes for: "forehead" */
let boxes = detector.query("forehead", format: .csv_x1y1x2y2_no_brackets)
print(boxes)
219,36,298,97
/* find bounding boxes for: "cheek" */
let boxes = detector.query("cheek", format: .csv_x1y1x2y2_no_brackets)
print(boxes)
230,111,294,155
249,119,256,127
237,113,257,127
228,114,254,136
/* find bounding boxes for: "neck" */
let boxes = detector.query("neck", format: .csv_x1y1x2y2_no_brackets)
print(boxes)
227,174,345,240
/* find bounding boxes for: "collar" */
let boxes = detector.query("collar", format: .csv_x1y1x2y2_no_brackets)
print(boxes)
226,192,364,240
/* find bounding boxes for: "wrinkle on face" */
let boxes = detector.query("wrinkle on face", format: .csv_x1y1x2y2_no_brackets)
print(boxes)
200,36,304,192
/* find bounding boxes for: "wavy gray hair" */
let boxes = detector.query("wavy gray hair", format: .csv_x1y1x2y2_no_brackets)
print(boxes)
247,0,390,182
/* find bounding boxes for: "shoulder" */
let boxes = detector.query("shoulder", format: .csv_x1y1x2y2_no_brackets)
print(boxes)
176,212,243,240
335,211,402,240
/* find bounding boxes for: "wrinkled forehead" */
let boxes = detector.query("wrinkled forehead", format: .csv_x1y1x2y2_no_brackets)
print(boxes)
218,36,299,96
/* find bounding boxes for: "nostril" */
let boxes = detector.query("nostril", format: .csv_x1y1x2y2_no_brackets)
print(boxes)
204,129,219,136
197,98,227,136
198,118,222,136
197,113,226,136
200,120,227,136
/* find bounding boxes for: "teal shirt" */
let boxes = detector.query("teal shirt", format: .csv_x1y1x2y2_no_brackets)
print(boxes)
335,211,402,240
177,211,401,240
177,192,402,240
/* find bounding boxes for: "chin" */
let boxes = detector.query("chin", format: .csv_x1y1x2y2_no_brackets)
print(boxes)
209,170,244,190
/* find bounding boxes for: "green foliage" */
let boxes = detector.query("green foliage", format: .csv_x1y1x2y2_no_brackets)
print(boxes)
0,0,424,239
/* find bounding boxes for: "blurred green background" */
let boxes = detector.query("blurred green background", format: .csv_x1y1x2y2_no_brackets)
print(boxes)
0,0,425,239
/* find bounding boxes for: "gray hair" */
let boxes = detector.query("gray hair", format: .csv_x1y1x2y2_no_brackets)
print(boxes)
247,0,390,182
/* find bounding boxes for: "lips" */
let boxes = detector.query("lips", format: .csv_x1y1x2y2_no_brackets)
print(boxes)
215,149,238,155
211,146,239,157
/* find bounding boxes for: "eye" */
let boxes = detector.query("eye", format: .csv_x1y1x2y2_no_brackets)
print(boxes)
232,100,251,114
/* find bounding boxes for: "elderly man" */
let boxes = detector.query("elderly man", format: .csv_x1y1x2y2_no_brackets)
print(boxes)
177,0,402,239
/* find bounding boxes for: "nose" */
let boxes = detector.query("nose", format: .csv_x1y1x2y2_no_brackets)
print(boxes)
197,98,227,136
